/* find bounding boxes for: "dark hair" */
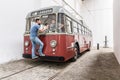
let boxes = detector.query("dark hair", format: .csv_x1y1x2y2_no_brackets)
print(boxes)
35,19,40,22
44,23,48,26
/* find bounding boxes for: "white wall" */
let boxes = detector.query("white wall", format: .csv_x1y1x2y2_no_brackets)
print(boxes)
80,0,113,47
0,0,36,64
113,0,120,64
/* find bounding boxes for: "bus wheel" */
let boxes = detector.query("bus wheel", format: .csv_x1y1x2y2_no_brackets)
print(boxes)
87,41,91,51
87,48,90,51
71,45,78,62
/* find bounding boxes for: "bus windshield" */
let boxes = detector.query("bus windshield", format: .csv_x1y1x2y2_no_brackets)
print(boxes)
26,13,65,33
26,14,56,33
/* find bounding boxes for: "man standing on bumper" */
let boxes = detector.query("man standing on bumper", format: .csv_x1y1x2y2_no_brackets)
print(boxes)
30,19,49,59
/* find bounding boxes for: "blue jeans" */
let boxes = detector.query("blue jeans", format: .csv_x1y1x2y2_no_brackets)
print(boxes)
30,37,44,58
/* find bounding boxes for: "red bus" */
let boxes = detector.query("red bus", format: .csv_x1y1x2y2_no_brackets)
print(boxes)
23,6,92,62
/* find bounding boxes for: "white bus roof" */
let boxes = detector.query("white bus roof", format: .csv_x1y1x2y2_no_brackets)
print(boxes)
26,6,81,22
26,6,91,31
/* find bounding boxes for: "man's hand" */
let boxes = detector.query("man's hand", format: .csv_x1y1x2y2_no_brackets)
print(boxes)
44,25,49,30
58,24,64,29
39,25,49,32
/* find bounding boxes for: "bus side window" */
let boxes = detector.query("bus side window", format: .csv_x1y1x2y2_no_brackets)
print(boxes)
78,24,82,34
58,13,65,33
77,23,79,33
26,19,30,31
83,26,85,35
66,19,72,34
65,16,72,34
81,26,83,35
73,21,78,34
86,29,88,36
27,18,36,31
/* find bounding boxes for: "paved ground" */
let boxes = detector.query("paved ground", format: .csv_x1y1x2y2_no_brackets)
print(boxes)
0,48,120,80
0,59,70,80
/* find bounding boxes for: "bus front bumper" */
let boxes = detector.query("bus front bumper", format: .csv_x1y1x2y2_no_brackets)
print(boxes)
22,54,65,62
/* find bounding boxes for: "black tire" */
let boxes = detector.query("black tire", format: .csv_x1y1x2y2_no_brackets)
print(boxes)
71,44,79,62
87,41,91,51
87,48,90,51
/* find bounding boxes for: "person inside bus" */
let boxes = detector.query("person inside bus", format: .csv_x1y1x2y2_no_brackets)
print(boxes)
30,18,49,59
58,23,65,33
49,20,56,32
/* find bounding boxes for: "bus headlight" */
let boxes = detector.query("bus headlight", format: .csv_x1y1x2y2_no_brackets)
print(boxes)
50,40,57,48
25,41,29,47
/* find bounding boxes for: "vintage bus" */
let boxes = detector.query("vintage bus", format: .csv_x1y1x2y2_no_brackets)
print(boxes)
23,6,92,62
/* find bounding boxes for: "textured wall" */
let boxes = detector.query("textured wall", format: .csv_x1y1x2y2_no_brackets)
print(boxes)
113,0,120,64
80,0,113,47
0,0,35,64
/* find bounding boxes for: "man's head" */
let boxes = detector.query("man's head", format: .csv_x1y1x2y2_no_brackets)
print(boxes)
35,19,41,25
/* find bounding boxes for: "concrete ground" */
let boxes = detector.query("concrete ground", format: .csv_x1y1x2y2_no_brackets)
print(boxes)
0,48,120,80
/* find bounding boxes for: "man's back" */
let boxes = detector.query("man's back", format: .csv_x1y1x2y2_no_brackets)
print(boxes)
30,24,40,38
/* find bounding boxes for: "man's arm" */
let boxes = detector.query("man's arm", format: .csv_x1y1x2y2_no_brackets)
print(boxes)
39,25,49,32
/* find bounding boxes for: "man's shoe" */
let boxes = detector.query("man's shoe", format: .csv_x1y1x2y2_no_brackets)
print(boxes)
32,56,38,59
40,53,45,56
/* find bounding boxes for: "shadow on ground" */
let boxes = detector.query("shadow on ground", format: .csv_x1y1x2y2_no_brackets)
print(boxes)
53,49,120,80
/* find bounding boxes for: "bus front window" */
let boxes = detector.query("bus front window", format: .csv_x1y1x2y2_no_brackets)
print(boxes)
27,14,56,33
49,19,56,32
40,14,56,33
57,13,65,33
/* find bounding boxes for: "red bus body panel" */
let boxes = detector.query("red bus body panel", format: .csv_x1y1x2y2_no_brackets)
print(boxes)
23,34,92,62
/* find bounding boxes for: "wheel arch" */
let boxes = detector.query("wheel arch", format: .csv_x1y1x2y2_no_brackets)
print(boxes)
74,42,80,53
